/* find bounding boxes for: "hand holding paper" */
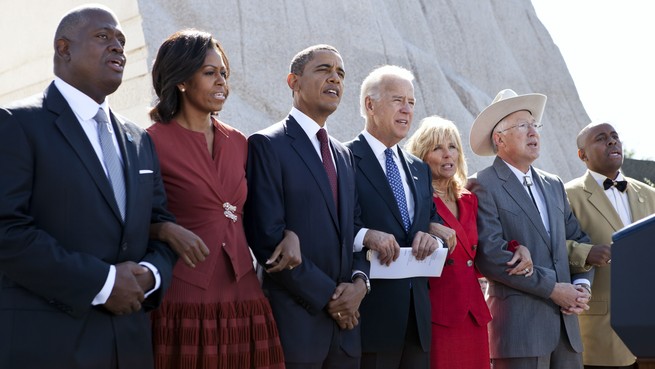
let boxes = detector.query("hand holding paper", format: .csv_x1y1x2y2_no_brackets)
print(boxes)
367,239,448,279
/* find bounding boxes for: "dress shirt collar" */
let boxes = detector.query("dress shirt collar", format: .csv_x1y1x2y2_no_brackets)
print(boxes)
503,159,534,184
589,169,625,190
54,77,109,121
290,106,330,138
361,129,400,160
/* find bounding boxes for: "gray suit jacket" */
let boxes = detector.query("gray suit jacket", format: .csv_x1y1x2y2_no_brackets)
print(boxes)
469,156,592,359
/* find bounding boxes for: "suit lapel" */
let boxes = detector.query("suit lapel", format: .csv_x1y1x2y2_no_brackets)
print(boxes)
582,171,623,230
435,197,475,260
351,135,406,231
286,116,339,230
398,149,420,233
494,158,551,249
626,180,654,222
331,136,351,236
46,84,123,222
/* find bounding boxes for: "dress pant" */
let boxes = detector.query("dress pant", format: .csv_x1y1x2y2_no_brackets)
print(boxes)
285,323,360,369
360,294,429,369
492,319,582,369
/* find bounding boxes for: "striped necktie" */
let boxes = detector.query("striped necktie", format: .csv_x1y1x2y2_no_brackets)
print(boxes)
94,108,126,220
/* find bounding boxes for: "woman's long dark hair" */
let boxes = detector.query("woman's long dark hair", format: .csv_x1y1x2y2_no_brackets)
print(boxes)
149,29,230,123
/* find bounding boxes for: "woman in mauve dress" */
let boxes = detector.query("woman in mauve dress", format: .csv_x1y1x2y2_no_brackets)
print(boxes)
147,29,298,369
406,116,533,369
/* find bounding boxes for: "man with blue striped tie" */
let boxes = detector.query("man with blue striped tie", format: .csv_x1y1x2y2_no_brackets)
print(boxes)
345,65,454,369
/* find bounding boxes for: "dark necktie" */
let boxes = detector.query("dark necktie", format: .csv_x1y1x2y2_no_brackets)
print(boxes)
385,148,411,232
95,108,126,220
317,128,338,207
523,175,539,212
603,178,627,192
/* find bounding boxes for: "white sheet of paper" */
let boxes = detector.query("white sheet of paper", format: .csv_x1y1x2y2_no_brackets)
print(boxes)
368,244,448,279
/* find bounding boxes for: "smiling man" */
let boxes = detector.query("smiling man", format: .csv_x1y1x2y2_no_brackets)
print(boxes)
0,4,176,369
566,122,655,369
244,44,369,369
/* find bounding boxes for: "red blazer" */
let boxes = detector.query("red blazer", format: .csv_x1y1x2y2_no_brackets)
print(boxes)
429,190,492,327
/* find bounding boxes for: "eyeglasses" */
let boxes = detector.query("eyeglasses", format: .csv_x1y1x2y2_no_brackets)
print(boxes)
496,121,543,134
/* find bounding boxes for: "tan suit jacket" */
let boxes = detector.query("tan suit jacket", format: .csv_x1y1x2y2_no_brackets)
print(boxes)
566,170,655,366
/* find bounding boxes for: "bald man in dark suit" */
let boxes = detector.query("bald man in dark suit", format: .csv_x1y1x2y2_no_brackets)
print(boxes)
0,5,176,368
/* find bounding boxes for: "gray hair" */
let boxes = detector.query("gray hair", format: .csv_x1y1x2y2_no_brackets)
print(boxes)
359,65,414,118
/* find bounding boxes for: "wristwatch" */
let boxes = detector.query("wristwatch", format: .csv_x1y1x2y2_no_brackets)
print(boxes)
352,272,371,294
577,283,592,297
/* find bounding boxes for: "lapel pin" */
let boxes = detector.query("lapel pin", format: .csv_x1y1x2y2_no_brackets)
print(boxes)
125,132,133,142
413,176,418,180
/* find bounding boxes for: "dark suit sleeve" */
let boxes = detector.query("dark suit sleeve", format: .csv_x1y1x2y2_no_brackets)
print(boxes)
351,158,370,277
245,133,337,312
0,108,109,316
138,130,177,310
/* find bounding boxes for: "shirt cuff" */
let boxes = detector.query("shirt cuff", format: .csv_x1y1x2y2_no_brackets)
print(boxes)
572,278,591,287
139,261,161,298
92,264,116,305
351,269,368,279
354,228,369,252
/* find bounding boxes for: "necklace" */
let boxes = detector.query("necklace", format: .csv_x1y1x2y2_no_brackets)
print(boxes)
434,188,454,203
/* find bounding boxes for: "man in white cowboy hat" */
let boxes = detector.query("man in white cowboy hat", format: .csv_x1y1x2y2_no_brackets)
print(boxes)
566,121,655,369
468,89,595,369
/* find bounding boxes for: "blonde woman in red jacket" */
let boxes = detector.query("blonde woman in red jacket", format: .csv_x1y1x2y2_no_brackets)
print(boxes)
406,116,532,369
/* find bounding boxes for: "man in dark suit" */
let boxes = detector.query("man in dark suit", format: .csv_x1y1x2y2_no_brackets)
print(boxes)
0,5,176,369
244,44,369,369
468,89,594,369
345,65,447,369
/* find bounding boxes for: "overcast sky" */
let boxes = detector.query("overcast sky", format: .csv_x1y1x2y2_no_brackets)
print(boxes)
532,0,655,159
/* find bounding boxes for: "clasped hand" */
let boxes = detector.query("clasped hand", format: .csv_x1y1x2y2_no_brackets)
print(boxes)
550,282,591,315
327,280,367,330
104,261,154,316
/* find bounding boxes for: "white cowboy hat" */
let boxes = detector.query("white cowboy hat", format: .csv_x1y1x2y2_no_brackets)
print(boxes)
469,89,547,156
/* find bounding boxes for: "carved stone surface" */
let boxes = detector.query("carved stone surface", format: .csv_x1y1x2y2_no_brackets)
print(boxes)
0,0,588,179
138,0,588,179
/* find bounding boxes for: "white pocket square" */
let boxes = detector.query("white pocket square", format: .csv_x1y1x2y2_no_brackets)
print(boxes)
139,169,153,174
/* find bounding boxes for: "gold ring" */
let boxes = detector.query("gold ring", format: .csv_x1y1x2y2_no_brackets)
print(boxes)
337,312,342,319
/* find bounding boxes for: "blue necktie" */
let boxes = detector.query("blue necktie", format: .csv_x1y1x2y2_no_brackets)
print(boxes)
385,148,410,232
95,108,126,220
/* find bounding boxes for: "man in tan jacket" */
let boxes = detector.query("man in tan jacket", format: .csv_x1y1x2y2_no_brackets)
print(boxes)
566,121,655,369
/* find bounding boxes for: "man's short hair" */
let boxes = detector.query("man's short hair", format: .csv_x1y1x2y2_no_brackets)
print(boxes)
289,44,340,75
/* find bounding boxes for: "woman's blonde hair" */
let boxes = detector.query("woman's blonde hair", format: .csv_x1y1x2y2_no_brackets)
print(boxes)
405,115,468,199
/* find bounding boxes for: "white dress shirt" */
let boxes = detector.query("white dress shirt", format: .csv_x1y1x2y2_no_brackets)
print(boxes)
290,107,337,171
504,161,550,234
503,160,589,286
589,170,632,226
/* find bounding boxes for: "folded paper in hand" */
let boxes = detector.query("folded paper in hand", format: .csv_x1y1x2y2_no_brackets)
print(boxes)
367,244,448,279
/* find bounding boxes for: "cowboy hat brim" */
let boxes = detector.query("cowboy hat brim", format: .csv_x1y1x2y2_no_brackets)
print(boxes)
470,92,547,156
